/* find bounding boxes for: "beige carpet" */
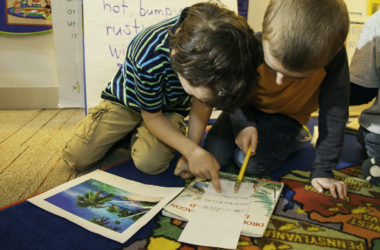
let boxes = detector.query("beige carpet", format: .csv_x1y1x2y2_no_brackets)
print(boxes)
0,109,131,208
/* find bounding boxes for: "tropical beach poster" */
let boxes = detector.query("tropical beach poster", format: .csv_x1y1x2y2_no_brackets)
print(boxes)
45,178,161,233
28,170,183,243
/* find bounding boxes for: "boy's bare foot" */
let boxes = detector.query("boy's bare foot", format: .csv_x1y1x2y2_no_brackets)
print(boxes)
174,157,194,179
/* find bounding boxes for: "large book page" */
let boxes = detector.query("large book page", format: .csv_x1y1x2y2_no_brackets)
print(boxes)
29,170,183,243
162,172,284,237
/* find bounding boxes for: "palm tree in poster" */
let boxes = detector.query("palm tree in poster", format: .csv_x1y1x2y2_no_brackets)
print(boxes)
76,190,114,208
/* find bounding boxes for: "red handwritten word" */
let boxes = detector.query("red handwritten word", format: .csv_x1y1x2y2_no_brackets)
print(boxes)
170,203,193,213
244,220,265,227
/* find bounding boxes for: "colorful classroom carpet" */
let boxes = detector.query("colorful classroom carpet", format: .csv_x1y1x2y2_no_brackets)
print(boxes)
115,165,380,250
1,120,380,249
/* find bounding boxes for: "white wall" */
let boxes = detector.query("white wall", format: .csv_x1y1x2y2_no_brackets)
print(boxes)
0,33,59,108
345,0,368,18
0,33,58,87
247,0,269,32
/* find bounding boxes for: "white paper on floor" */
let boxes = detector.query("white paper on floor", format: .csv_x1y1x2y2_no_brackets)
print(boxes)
178,179,252,249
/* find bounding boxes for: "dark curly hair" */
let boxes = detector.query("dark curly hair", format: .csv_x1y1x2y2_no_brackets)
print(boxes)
169,2,260,112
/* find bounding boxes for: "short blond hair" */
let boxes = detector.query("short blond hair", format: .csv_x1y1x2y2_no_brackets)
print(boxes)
262,0,349,71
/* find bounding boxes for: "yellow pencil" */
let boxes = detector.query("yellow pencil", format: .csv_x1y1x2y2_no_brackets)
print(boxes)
234,145,251,193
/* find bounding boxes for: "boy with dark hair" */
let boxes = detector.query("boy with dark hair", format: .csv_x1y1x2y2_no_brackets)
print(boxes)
349,10,380,186
62,2,260,192
203,0,350,198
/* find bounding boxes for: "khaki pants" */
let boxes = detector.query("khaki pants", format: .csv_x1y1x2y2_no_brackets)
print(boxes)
62,100,187,174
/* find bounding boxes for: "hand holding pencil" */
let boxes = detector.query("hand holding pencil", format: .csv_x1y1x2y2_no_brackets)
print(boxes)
234,126,258,192
234,145,252,193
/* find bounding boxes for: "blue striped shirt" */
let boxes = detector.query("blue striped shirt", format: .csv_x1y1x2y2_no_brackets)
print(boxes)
101,14,192,117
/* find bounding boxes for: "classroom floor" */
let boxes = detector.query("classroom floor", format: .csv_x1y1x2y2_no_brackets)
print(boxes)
0,102,373,208
0,109,131,208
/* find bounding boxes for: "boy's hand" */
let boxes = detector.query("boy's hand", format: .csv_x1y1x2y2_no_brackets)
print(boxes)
174,156,194,179
187,147,221,192
311,178,347,199
235,126,258,155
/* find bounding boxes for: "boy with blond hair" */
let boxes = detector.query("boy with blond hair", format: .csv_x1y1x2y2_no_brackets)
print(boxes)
62,2,260,192
204,0,350,198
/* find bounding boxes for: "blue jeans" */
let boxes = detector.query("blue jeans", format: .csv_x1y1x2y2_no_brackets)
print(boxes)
204,108,302,176
357,126,380,160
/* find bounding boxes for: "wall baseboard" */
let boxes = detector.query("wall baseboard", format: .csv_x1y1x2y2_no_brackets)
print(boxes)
0,87,58,109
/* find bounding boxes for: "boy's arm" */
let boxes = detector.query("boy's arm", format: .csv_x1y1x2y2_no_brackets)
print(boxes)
229,106,257,135
187,98,213,145
175,98,214,174
141,108,221,192
187,99,221,190
311,47,349,199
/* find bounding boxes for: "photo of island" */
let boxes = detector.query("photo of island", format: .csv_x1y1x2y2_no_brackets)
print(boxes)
45,178,162,233
28,170,183,243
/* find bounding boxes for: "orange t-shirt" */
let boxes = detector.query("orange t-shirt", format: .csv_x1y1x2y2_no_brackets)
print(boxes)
249,63,327,125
